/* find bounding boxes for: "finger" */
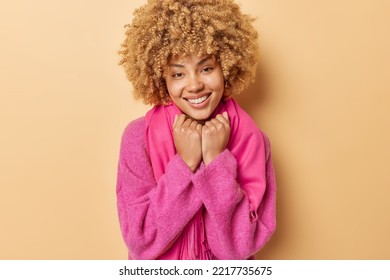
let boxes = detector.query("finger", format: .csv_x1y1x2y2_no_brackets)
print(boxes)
215,114,229,127
222,111,230,123
190,120,198,130
210,117,221,124
174,114,186,127
204,120,215,128
202,124,209,135
210,118,224,130
196,123,202,134
183,117,192,128
204,121,216,134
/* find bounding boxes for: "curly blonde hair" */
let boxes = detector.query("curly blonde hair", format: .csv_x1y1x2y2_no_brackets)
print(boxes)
119,0,259,105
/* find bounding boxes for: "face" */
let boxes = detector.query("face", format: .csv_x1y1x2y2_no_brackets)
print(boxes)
165,54,225,123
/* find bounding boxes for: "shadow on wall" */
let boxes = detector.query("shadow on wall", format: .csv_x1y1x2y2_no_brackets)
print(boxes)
233,65,270,117
234,65,284,260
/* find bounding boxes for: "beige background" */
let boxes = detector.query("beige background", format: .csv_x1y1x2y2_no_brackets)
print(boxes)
1,0,389,259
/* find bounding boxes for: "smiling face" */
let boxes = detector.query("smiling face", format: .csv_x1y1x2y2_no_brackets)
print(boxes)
165,54,225,123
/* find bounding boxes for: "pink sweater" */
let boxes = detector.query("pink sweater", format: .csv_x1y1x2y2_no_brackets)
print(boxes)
116,117,276,260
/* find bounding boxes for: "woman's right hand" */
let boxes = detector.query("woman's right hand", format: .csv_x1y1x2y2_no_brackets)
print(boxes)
173,114,203,172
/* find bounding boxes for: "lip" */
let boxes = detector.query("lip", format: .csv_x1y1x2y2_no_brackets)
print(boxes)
184,93,212,109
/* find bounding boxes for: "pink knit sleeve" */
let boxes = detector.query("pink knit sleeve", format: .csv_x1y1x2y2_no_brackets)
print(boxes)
191,133,276,260
116,118,203,259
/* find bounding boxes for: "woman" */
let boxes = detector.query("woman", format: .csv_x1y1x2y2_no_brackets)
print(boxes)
116,0,276,260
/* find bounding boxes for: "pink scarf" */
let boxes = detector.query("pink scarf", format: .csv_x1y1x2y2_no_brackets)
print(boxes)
145,98,267,259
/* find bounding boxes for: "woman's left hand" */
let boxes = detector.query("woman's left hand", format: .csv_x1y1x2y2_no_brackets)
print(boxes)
201,112,231,165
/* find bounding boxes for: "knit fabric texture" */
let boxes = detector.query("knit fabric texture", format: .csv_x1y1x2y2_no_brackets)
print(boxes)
116,102,276,259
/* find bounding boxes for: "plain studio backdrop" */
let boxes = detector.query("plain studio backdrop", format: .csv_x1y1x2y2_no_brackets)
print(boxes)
1,0,389,259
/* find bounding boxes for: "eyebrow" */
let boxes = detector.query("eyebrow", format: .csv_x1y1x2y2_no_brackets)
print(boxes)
169,56,214,68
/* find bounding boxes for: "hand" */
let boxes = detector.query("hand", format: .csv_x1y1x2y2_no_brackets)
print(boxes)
202,112,231,165
172,114,203,172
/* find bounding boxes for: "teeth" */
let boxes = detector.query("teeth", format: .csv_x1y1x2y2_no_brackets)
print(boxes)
187,95,208,104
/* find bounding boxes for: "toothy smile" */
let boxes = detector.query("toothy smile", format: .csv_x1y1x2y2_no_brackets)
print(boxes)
185,94,210,104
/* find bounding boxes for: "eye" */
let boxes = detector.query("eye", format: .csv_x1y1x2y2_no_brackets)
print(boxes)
202,66,214,73
172,72,184,79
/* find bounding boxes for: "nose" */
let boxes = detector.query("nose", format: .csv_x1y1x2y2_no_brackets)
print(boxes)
186,74,204,93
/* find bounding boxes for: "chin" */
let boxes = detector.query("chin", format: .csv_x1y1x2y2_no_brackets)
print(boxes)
186,111,212,122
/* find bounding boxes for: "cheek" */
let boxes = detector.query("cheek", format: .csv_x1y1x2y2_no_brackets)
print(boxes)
208,72,224,90
212,79,225,93
166,81,181,98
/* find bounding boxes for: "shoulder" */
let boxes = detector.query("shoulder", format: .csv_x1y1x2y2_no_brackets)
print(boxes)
121,117,146,142
119,117,147,154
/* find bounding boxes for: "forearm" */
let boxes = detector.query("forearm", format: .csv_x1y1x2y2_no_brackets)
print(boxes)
117,119,204,259
117,154,203,259
192,150,275,259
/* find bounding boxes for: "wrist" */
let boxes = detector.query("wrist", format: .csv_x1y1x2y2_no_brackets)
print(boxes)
182,158,200,172
203,152,220,165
